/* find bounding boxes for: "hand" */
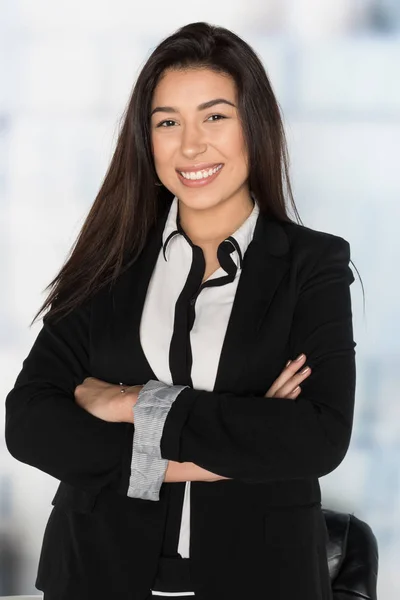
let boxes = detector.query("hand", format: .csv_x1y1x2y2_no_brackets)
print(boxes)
164,460,231,483
264,354,311,400
74,377,143,423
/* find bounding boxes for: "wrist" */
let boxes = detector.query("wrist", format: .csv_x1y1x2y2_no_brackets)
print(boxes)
118,385,142,423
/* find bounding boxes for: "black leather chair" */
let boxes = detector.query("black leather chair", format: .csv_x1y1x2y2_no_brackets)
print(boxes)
323,509,379,600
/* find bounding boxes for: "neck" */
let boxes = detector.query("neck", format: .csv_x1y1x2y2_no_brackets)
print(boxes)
178,191,254,249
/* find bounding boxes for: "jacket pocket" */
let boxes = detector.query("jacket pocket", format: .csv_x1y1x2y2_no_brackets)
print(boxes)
36,504,69,593
263,501,321,546
52,481,99,513
262,503,324,599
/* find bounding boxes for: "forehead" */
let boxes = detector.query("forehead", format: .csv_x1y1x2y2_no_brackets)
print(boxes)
151,68,237,106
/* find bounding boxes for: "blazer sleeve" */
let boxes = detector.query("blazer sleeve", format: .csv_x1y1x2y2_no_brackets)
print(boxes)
158,236,357,483
4,297,134,494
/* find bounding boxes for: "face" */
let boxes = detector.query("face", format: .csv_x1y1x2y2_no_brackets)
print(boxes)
150,67,250,213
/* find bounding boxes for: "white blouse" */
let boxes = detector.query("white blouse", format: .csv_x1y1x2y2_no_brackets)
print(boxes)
129,193,260,567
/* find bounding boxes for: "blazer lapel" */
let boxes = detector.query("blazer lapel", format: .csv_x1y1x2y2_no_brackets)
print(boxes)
214,213,290,393
107,206,170,385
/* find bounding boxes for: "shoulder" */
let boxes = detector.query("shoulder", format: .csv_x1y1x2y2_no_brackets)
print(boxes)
281,220,350,254
279,220,351,267
270,220,354,287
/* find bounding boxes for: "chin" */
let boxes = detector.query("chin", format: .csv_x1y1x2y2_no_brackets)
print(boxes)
177,193,226,212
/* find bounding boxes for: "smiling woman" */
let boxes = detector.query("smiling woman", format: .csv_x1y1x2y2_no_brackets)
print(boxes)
5,20,356,600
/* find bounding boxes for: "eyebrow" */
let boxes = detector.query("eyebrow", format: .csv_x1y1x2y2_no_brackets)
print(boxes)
150,98,236,117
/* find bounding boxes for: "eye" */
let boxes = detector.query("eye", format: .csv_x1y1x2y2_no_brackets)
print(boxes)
207,114,226,122
156,119,176,128
155,114,227,128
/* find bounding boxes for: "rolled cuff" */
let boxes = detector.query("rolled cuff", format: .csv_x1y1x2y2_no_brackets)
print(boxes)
127,380,188,501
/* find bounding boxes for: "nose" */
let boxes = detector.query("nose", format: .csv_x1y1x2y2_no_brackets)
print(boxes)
180,124,207,159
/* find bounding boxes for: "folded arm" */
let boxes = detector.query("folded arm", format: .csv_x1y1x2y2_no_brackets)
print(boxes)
5,298,134,494
4,298,229,499
130,236,356,498
5,236,355,498
161,237,356,482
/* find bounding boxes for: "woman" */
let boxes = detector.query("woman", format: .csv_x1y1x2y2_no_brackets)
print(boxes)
5,21,356,600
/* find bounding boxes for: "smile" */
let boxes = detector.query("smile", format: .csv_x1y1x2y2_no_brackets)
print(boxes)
176,164,224,187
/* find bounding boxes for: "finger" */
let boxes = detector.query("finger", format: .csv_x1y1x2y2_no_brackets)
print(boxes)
286,354,307,371
276,366,312,397
266,354,307,397
286,385,301,400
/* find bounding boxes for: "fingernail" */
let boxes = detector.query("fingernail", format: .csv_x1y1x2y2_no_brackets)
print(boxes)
293,386,300,393
300,366,310,375
295,354,305,361
286,360,292,367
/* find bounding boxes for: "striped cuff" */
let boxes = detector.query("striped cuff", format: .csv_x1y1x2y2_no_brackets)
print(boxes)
128,379,188,501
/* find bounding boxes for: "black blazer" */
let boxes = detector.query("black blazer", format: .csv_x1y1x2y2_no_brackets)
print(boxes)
5,204,356,600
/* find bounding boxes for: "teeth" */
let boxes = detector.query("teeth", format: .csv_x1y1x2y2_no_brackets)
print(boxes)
179,164,223,180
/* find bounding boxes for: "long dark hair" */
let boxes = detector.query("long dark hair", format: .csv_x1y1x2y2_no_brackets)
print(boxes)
30,22,352,326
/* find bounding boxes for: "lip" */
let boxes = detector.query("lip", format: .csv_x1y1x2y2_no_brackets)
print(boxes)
176,164,224,188
175,162,223,173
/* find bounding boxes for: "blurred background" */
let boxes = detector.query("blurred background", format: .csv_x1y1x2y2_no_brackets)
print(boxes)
0,0,399,597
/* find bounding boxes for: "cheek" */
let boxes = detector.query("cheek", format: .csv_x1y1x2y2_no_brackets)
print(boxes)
233,129,247,158
228,139,248,174
216,127,247,163
152,136,177,169
234,131,248,171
